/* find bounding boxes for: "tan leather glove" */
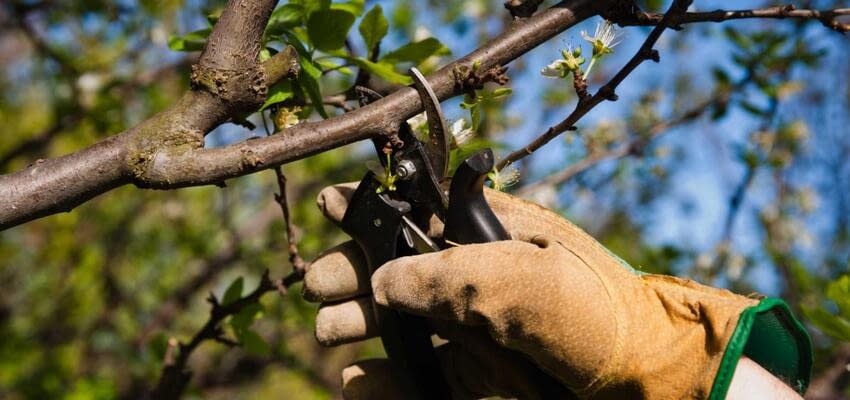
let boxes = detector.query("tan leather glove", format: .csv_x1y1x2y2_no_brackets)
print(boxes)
304,183,811,400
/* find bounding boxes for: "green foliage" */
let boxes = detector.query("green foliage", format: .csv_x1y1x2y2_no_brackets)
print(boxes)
381,38,450,65
359,5,389,57
307,9,356,51
168,28,211,52
222,276,244,305
804,275,850,342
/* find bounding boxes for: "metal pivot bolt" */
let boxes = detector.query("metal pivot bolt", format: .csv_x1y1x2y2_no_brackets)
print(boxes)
395,160,417,180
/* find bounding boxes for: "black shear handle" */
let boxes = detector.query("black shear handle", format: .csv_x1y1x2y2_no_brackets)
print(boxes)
445,149,572,399
340,176,452,400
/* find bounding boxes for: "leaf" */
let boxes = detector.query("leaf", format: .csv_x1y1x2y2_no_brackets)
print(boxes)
739,101,767,116
359,5,388,58
266,4,304,36
331,0,365,16
353,58,412,85
237,329,271,356
230,303,264,332
288,37,328,118
490,88,513,98
167,28,211,52
316,59,353,75
222,277,244,306
381,38,450,65
448,139,499,177
827,275,850,318
297,0,330,16
803,306,850,342
307,9,356,52
261,81,294,110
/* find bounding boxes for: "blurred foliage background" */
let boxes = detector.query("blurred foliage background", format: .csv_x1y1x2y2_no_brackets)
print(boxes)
0,0,848,398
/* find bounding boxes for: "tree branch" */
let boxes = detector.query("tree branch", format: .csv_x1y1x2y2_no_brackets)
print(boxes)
516,84,726,197
0,0,607,230
151,270,286,400
0,0,294,230
497,0,693,170
615,5,850,34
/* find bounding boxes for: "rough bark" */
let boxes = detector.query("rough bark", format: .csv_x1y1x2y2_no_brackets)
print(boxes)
0,0,607,230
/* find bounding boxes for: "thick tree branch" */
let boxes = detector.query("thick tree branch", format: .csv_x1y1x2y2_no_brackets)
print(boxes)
0,0,291,230
0,0,606,230
498,0,693,170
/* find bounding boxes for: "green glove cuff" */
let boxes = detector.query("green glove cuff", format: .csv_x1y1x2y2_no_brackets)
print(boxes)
709,298,813,399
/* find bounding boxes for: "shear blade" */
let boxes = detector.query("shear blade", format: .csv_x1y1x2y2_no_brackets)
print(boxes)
401,215,440,254
409,67,450,181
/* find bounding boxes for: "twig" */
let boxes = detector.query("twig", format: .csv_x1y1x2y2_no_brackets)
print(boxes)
150,270,282,400
497,0,693,170
262,110,308,288
273,167,307,287
614,5,850,34
517,87,725,197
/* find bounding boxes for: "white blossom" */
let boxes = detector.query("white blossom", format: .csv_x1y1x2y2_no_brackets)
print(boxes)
449,119,475,147
581,20,623,57
488,166,520,191
541,60,569,78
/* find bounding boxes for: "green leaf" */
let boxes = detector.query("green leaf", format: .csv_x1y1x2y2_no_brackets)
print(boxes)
381,38,450,65
739,101,767,116
490,88,513,98
359,5,388,58
803,306,850,341
266,4,304,37
826,275,850,318
307,9,356,52
237,329,271,356
261,81,294,110
167,28,211,52
230,303,264,332
288,37,328,118
448,139,500,176
298,0,330,16
316,59,353,75
353,58,412,85
331,0,365,16
222,277,244,306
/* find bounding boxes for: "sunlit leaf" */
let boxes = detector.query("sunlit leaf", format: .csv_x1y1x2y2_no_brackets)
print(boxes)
353,58,412,85
359,5,388,58
381,38,450,65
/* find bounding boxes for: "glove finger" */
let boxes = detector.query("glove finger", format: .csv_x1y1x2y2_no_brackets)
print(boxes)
316,182,359,225
371,239,545,326
303,241,369,303
315,296,378,346
484,188,591,244
341,342,575,400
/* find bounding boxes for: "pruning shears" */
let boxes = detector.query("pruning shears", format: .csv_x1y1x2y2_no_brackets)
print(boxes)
341,68,561,399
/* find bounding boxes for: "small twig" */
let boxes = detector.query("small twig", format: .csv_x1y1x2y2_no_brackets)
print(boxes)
612,5,850,34
497,0,693,170
517,85,726,197
504,0,545,19
151,270,281,399
262,110,308,287
273,167,307,285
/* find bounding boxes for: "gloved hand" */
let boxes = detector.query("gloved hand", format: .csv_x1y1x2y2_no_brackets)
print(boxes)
303,183,811,400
